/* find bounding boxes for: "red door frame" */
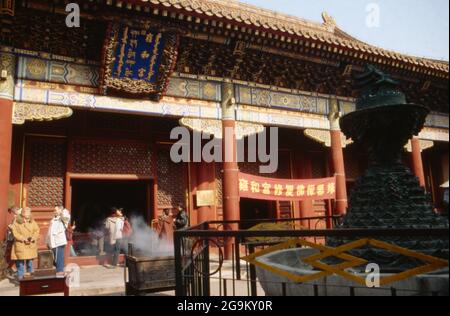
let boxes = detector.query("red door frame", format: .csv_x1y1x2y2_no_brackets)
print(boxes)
64,137,155,266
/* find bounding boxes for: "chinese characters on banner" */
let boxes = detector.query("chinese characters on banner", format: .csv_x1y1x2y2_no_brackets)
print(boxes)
238,172,336,201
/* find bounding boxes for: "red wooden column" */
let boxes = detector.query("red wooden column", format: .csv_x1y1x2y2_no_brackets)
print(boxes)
0,52,15,240
296,152,314,218
221,83,240,259
196,161,215,224
329,99,348,216
411,137,426,187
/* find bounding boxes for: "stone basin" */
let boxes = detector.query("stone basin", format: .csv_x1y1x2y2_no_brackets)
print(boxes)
255,248,449,296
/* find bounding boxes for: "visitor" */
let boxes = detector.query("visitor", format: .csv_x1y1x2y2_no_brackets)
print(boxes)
5,207,22,277
443,185,449,219
91,209,107,256
174,206,189,253
10,207,40,280
66,220,77,257
158,209,174,243
105,208,124,267
121,214,133,254
46,206,70,277
174,206,189,230
58,207,78,257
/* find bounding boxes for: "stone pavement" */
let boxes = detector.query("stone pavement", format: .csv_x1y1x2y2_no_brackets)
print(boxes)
0,265,173,296
0,261,264,296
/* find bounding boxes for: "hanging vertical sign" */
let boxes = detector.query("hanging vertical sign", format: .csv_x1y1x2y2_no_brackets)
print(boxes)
101,23,179,100
238,172,336,201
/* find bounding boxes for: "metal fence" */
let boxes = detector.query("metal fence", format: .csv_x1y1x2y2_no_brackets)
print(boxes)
174,216,449,297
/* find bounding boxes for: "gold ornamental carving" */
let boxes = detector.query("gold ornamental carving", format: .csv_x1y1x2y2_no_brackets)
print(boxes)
304,129,353,148
405,139,434,153
13,102,73,125
180,118,265,140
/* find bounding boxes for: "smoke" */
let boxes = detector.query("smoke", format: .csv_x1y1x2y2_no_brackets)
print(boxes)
128,216,174,258
70,216,174,258
71,226,108,257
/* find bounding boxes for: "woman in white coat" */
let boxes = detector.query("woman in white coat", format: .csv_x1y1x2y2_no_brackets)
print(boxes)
47,206,70,277
105,208,124,267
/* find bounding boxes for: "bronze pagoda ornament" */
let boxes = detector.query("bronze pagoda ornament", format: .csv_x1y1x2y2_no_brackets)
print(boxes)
328,65,449,272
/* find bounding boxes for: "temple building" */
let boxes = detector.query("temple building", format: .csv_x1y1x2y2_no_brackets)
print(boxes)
0,0,448,264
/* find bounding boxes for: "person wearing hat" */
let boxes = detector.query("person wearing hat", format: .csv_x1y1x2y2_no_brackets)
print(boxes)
46,206,70,277
10,207,40,280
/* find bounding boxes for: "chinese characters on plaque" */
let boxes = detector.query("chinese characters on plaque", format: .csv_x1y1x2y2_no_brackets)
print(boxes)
238,172,336,201
113,28,163,82
101,23,179,99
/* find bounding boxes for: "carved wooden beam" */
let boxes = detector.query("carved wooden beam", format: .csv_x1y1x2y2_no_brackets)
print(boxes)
404,139,434,153
304,128,353,148
180,117,264,140
13,102,73,125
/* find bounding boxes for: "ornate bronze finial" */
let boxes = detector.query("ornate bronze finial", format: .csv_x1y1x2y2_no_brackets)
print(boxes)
328,64,448,272
340,65,429,164
355,64,406,110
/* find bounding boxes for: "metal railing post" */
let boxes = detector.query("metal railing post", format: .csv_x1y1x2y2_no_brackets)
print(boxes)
248,245,258,296
235,237,241,280
202,238,211,296
172,218,449,297
174,231,184,296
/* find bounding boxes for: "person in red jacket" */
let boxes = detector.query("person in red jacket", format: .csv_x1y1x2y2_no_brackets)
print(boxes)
121,215,133,253
158,209,174,243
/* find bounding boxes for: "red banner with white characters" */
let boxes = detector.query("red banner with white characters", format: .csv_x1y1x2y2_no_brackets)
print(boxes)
238,172,336,201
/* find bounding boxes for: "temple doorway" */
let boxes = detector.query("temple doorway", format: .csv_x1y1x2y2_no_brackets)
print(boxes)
70,179,152,257
239,198,273,229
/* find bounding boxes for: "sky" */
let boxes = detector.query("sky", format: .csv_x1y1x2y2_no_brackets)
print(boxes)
240,0,449,61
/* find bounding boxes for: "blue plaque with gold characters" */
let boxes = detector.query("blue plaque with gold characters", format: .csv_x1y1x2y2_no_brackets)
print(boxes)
101,23,179,100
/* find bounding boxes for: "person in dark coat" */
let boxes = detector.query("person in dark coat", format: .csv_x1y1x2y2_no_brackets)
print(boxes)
174,207,189,230
5,207,22,277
